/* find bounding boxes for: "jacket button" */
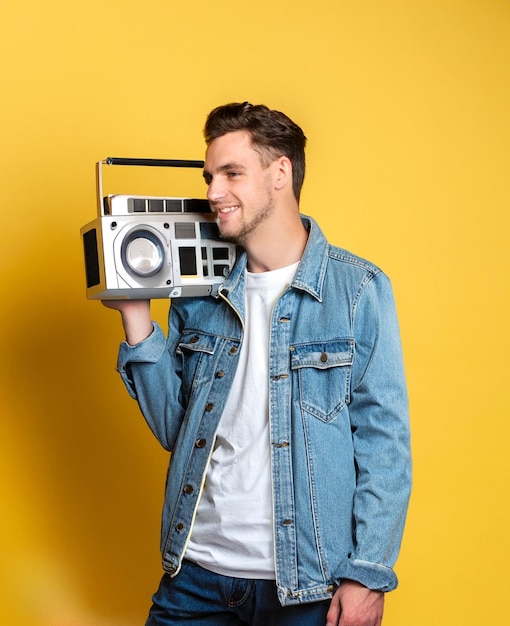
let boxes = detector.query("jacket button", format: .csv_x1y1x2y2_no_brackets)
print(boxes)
320,352,328,362
205,402,214,412
183,484,194,494
229,346,238,355
175,523,185,532
273,373,288,381
216,370,225,378
195,438,207,448
190,336,199,344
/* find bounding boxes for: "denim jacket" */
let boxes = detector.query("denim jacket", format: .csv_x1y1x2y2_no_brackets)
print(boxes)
117,216,411,606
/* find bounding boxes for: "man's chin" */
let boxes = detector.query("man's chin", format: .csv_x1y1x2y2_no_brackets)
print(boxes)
218,230,241,245
216,221,240,244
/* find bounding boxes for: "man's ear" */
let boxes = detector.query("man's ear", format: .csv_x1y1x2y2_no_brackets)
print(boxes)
273,156,293,191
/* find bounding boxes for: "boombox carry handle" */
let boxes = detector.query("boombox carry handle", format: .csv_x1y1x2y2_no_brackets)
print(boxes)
96,157,205,215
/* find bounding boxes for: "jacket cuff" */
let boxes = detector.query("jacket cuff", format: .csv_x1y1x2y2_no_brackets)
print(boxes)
116,322,167,397
340,558,398,592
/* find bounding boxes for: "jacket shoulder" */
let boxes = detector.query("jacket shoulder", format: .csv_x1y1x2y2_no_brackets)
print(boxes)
327,244,383,277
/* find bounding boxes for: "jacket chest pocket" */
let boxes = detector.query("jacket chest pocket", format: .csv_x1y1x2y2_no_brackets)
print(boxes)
290,339,354,423
176,331,219,394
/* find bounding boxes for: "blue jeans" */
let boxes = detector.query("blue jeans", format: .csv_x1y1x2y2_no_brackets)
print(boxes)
146,560,331,625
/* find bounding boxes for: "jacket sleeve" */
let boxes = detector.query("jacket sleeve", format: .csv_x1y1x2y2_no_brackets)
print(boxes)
116,306,185,451
344,270,412,591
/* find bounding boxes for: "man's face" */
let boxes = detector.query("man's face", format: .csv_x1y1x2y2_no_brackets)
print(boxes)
203,130,275,245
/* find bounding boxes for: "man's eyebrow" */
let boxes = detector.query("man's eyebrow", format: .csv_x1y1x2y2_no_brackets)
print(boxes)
220,162,247,171
203,162,247,178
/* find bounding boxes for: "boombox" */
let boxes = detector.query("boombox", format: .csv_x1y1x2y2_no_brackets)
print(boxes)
80,157,237,300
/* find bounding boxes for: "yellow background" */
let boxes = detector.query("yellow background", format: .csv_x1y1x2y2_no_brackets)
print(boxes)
1,1,509,624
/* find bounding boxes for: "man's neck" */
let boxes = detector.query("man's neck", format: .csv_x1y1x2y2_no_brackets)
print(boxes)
244,211,308,273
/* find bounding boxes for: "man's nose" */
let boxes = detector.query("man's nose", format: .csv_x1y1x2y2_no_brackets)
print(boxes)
207,177,225,202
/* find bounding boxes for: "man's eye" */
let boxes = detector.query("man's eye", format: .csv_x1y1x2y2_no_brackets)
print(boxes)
227,171,240,178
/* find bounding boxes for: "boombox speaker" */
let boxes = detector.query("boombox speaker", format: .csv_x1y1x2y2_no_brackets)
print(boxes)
80,157,237,300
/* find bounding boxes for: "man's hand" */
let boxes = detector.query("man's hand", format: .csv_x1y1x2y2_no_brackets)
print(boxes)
102,299,152,346
326,580,384,626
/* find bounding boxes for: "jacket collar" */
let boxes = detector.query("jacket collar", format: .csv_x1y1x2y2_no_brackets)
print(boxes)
292,215,328,302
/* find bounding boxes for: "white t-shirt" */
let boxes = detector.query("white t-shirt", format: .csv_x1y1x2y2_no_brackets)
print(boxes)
184,262,299,579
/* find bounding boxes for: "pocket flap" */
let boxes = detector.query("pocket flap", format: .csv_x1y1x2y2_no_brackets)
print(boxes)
290,339,354,370
177,331,217,355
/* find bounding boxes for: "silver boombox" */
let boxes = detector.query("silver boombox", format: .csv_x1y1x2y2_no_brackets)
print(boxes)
80,157,236,299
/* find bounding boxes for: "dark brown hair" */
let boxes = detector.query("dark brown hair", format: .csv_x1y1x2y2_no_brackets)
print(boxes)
204,102,307,200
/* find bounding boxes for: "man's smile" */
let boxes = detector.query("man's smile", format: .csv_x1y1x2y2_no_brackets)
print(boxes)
215,204,241,215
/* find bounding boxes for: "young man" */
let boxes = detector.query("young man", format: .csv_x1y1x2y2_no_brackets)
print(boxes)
104,102,411,626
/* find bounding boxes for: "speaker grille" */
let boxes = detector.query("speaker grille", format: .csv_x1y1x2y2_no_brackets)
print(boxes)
83,229,101,288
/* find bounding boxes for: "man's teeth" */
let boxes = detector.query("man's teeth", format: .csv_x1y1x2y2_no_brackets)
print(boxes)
219,206,239,213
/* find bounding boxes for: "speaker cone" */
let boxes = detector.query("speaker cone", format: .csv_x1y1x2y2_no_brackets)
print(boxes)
121,229,165,277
